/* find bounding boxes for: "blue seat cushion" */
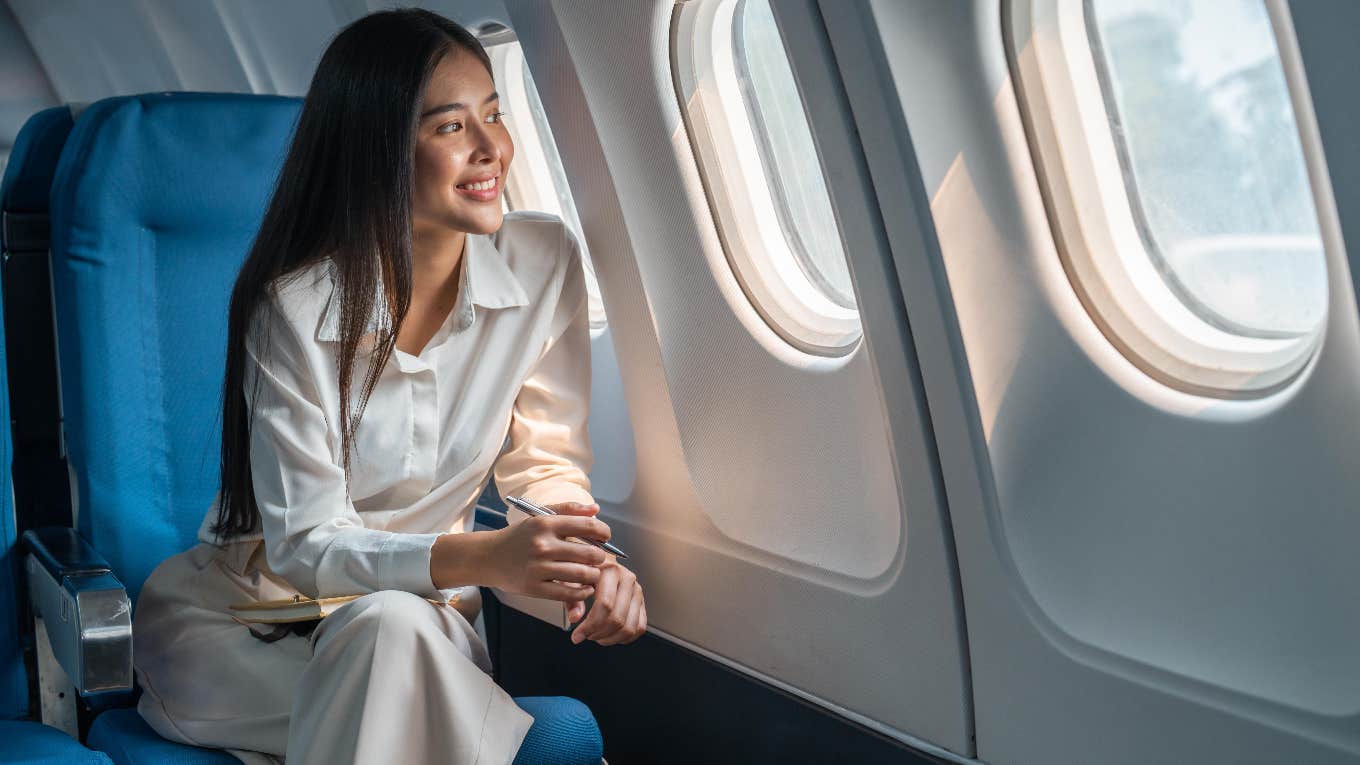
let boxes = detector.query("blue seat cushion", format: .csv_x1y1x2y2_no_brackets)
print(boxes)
86,709,236,765
513,696,604,765
48,93,301,605
0,720,113,764
86,697,601,764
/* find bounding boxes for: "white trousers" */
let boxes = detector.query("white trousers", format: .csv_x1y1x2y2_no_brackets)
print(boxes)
132,541,534,765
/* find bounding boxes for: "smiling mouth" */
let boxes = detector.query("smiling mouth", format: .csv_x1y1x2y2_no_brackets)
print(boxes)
455,175,500,201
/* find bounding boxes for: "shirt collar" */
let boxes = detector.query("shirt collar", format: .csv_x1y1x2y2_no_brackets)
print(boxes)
317,232,529,343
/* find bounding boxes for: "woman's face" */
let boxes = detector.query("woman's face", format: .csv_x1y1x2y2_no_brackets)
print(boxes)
411,48,513,239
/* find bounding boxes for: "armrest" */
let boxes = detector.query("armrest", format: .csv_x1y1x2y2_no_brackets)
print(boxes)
22,527,133,695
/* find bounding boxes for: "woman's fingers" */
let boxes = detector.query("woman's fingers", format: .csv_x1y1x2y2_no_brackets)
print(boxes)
537,581,596,602
545,515,611,544
538,562,602,587
598,582,645,646
571,565,619,644
550,539,608,565
593,572,634,644
566,599,587,623
612,584,646,645
628,584,645,640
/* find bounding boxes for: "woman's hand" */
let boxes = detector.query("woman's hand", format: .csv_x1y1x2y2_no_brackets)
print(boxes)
571,554,647,646
483,501,610,603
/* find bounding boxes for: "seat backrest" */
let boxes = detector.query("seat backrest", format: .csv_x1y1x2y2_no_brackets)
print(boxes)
48,93,301,603
0,105,78,721
1,106,77,534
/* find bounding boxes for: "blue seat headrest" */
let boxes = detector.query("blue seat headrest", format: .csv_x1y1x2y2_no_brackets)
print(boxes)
1,105,75,215
48,93,302,602
52,93,302,235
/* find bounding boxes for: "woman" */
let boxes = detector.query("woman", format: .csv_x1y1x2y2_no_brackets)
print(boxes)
131,9,645,765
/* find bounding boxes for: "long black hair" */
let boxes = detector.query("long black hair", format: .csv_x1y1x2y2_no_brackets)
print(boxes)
212,9,493,538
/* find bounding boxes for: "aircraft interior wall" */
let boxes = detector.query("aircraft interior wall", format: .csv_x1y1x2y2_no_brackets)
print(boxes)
1,1,1357,764
864,0,1360,762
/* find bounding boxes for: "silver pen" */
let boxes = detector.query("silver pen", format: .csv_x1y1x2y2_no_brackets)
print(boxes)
503,495,629,560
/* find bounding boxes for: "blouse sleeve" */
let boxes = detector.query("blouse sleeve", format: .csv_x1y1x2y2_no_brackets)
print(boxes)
494,227,597,525
246,297,442,599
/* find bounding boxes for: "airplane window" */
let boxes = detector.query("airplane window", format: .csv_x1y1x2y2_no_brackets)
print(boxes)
734,0,854,311
487,40,607,332
1088,0,1325,339
673,0,861,355
1011,0,1327,395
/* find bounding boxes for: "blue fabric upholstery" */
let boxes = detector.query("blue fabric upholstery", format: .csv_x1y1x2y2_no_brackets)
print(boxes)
1,105,121,765
513,697,604,765
0,721,113,765
1,106,74,214
48,93,300,606
86,709,236,765
0,278,25,721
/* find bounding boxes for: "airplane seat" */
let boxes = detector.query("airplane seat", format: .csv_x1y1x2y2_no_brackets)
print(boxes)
0,105,117,765
507,697,605,765
48,91,301,609
39,92,603,765
1,316,114,765
83,709,238,765
0,721,115,765
1,105,77,533
1,103,75,719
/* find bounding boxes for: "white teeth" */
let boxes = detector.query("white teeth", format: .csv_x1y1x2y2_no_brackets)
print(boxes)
459,178,496,191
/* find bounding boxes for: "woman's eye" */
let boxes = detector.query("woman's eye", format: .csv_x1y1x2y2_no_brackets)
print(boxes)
437,121,462,134
486,111,506,124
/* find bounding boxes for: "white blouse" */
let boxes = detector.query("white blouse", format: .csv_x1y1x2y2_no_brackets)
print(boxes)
195,211,597,601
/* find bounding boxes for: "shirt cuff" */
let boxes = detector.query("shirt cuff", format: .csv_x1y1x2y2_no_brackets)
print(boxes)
378,532,444,597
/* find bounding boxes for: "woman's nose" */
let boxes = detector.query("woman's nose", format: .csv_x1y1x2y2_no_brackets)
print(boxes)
466,123,501,165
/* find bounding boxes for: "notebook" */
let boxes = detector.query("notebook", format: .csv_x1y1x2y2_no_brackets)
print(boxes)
228,593,456,624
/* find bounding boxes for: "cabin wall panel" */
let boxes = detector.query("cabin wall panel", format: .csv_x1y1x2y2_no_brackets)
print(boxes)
843,0,1360,762
504,0,972,755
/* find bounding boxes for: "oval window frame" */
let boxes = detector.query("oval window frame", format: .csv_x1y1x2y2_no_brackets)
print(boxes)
673,0,861,356
1009,0,1327,396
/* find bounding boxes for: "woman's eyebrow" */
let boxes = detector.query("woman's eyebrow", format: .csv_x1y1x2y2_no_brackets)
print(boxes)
420,91,500,119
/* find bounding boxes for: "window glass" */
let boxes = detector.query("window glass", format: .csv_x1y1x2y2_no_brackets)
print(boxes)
489,40,607,331
734,0,855,310
522,62,584,249
519,60,608,331
1088,0,1325,337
